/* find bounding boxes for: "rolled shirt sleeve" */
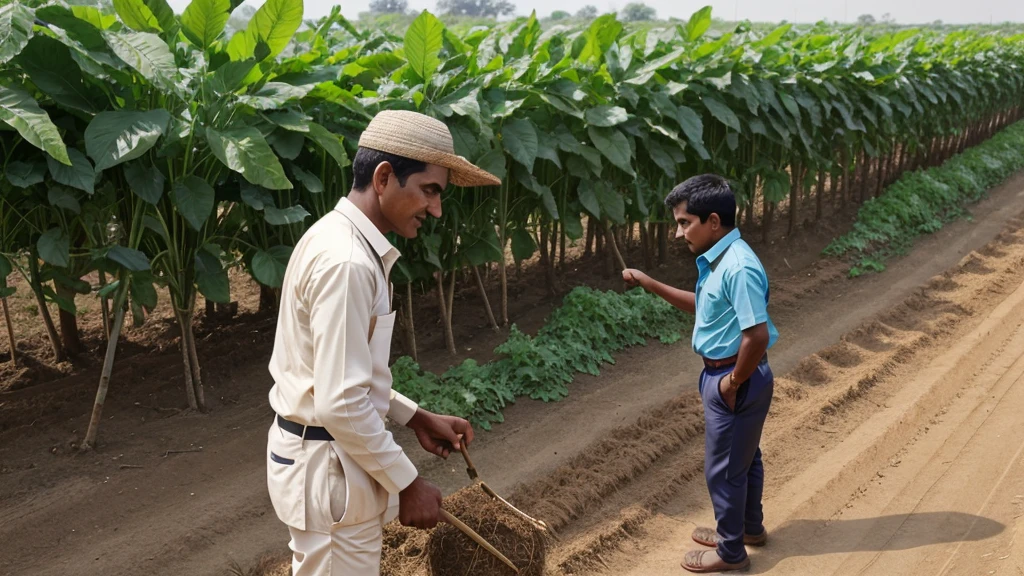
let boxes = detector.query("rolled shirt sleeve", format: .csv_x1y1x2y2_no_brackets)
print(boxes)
306,258,418,494
388,390,419,426
726,265,771,331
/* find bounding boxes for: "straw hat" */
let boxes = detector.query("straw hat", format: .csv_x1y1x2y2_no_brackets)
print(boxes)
358,110,502,188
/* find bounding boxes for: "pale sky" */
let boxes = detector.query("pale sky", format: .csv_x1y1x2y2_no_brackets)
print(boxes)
166,0,1023,25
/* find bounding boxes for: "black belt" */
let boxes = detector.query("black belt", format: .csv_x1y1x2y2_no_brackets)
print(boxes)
276,414,334,441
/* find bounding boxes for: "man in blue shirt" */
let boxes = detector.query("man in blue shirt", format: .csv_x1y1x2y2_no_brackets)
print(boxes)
624,174,778,573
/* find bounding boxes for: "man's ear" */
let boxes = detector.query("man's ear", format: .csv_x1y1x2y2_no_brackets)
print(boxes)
372,162,394,197
708,212,721,230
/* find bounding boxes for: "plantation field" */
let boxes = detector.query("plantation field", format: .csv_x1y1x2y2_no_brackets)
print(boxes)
2,171,1024,576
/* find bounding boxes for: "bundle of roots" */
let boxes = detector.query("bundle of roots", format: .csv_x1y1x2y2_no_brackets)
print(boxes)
426,487,546,576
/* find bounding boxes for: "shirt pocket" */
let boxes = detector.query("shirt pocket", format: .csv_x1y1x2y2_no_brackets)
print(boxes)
699,290,728,324
266,420,308,530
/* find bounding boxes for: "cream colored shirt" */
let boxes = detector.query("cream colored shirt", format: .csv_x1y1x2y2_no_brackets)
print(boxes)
268,197,420,495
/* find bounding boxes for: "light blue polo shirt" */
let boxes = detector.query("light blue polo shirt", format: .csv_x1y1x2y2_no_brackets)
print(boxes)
693,228,779,360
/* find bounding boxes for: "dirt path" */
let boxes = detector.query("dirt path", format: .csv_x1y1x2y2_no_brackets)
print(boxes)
3,175,1024,576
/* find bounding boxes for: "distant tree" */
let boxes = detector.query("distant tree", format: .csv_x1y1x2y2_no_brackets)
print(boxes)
549,10,571,21
621,2,656,22
226,4,257,34
576,5,599,19
856,14,876,25
369,0,408,13
436,0,515,18
880,12,895,23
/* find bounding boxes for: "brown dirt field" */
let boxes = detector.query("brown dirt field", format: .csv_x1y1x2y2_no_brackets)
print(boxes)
2,174,1024,576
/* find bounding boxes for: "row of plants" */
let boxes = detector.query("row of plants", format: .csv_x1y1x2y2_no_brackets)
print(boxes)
1,0,1023,443
826,120,1024,275
393,286,691,429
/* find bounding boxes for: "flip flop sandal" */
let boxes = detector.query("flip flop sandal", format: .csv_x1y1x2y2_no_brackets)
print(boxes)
681,549,751,573
691,527,768,548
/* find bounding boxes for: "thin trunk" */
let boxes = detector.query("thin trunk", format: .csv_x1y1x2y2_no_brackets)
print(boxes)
841,147,851,207
658,223,668,265
640,222,652,270
815,170,826,221
437,272,456,355
445,269,455,340
559,219,567,272
98,270,111,341
498,257,508,326
595,221,604,257
788,161,801,235
539,223,555,295
185,310,205,412
180,311,198,411
471,266,498,331
82,284,130,450
404,283,417,362
28,247,64,362
602,222,627,271
2,297,16,365
56,282,83,355
584,218,595,258
762,187,772,243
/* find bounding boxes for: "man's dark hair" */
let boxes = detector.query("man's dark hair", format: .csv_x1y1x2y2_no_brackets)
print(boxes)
664,174,737,228
352,147,428,190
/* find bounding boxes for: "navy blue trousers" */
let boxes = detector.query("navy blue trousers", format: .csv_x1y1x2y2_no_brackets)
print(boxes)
698,358,774,564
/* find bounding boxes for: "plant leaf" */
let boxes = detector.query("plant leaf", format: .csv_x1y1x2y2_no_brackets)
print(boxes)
17,35,103,114
206,126,292,190
6,161,45,188
501,118,538,169
226,0,303,62
124,162,166,205
103,31,178,90
304,122,350,169
47,149,95,194
181,0,231,48
290,165,323,193
585,105,629,127
107,246,151,271
38,228,70,268
0,3,35,65
264,205,311,226
510,227,537,262
113,0,162,32
195,250,230,303
85,109,171,172
172,175,215,231
683,6,713,42
0,84,70,165
252,245,292,287
404,11,444,85
48,186,81,214
588,126,635,176
702,95,741,132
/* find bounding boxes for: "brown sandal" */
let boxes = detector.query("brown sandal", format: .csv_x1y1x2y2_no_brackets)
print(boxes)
691,526,768,548
682,549,751,573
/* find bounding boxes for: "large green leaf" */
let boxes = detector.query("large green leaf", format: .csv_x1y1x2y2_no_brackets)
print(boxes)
85,109,171,172
237,82,312,110
172,176,216,231
0,85,70,165
702,96,741,132
251,245,292,288
577,14,622,64
305,122,349,169
577,180,601,218
143,0,177,34
290,165,323,193
0,3,35,65
124,162,165,205
501,118,538,169
195,249,229,303
47,149,95,194
226,0,303,62
17,36,103,114
476,149,507,181
585,105,629,128
103,31,178,90
510,227,537,262
113,0,161,32
38,228,70,268
106,246,151,271
404,11,444,85
265,205,311,226
594,181,625,225
682,6,713,42
588,127,635,176
48,186,81,214
268,130,304,160
181,0,230,48
6,161,46,188
207,126,292,190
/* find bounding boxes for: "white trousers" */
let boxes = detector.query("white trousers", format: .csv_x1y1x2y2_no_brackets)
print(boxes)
288,517,384,576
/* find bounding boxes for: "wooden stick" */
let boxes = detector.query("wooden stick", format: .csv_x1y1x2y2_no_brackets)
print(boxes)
459,443,479,480
480,482,551,534
440,509,519,574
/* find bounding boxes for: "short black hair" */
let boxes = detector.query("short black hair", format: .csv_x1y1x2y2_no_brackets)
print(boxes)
664,174,737,228
351,147,428,190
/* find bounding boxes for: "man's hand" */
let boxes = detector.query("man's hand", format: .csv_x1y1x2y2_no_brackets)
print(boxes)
399,476,442,529
719,373,739,411
407,409,474,459
622,269,649,289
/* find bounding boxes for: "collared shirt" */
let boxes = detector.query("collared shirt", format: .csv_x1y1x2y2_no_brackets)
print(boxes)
268,197,420,495
692,228,779,360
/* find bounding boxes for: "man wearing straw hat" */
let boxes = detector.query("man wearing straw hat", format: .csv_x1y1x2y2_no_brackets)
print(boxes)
265,110,502,575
